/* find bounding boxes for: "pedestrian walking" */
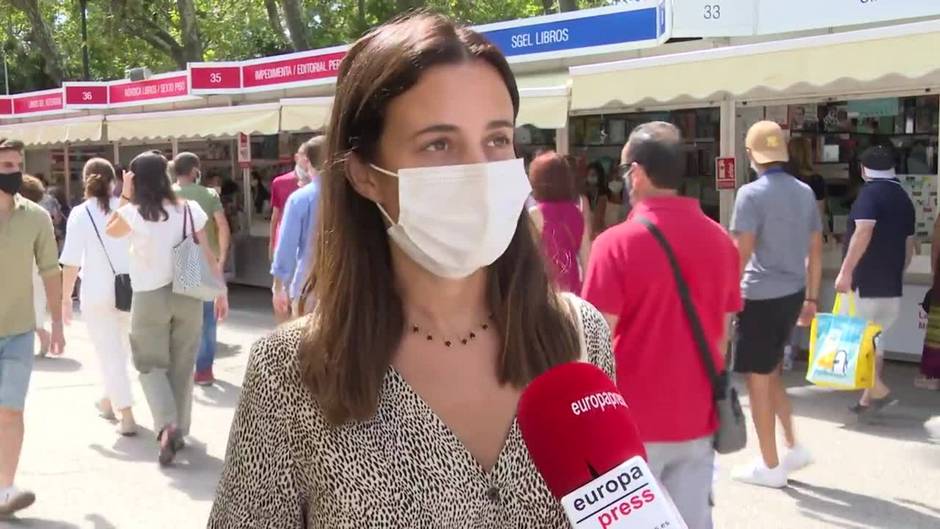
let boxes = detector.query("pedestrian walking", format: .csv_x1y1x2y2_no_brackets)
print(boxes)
582,122,741,528
59,158,138,436
105,150,228,466
0,138,65,515
527,151,589,293
271,136,324,318
172,152,231,386
209,13,614,528
836,145,916,410
730,121,822,488
269,143,315,322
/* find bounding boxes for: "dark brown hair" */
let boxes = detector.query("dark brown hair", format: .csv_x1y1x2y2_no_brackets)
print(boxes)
171,152,201,180
129,150,177,222
19,174,44,202
624,121,685,191
302,136,326,171
530,151,576,202
0,138,24,155
301,12,579,424
83,158,116,214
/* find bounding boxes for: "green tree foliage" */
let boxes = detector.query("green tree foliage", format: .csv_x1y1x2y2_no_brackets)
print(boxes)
0,0,612,92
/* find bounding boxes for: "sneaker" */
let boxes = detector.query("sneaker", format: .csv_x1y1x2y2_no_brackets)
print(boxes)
0,486,36,515
731,459,788,489
915,375,940,391
194,368,215,386
782,444,814,473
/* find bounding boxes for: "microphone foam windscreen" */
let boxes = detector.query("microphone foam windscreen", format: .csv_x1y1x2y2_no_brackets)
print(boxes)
518,361,645,499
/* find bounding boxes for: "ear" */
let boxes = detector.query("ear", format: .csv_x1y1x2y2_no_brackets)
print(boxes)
346,152,384,203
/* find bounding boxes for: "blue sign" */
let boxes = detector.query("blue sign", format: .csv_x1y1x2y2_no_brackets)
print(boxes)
478,4,667,61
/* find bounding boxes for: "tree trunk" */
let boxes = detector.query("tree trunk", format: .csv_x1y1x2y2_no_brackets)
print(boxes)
176,0,203,63
10,0,69,82
279,0,310,51
396,0,425,13
263,0,289,43
357,0,366,31
541,0,555,15
559,0,578,12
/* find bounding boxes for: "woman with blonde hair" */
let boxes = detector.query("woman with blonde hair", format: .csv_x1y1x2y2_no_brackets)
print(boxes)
60,158,137,435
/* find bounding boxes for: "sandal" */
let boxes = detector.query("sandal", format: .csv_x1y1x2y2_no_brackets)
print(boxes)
158,425,179,466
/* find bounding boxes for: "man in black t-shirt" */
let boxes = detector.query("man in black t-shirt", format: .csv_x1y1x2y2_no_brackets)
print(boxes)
836,145,916,414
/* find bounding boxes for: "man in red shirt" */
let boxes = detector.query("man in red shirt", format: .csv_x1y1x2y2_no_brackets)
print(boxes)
582,122,741,529
269,143,315,259
269,143,315,321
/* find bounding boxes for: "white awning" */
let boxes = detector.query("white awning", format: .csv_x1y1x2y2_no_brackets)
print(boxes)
570,19,940,110
280,97,332,132
106,103,281,141
2,115,104,146
516,72,570,129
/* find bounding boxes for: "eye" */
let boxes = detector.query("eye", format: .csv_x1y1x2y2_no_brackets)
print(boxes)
487,135,512,148
422,139,449,152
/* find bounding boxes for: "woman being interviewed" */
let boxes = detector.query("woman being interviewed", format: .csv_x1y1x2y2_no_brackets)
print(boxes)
209,12,614,529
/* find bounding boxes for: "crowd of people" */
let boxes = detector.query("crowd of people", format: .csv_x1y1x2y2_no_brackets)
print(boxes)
0,10,938,528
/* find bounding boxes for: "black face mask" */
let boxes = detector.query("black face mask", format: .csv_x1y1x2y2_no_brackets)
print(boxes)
0,171,23,195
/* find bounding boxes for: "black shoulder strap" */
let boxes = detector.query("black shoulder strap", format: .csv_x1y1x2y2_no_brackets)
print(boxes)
635,216,722,399
86,206,117,276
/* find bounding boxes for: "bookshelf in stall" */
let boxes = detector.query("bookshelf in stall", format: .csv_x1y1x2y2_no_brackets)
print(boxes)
786,96,939,243
50,145,111,205
570,108,721,220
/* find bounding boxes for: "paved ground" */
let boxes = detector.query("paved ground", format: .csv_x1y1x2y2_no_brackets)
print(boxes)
3,286,939,529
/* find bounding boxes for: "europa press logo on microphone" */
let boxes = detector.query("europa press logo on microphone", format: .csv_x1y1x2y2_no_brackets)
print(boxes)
560,457,686,529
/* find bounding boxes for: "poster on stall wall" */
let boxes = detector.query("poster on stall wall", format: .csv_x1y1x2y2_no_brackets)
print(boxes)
788,104,819,132
765,105,789,129
899,175,938,240
237,133,251,168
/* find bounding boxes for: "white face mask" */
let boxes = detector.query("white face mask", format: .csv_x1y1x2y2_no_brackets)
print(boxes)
371,158,532,279
608,180,624,194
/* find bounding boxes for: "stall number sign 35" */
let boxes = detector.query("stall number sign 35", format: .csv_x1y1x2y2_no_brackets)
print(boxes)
209,73,223,83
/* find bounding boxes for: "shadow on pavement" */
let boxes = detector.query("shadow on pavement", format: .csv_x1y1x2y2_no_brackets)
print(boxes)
159,438,225,502
194,379,242,408
0,517,81,528
786,480,940,529
85,514,118,529
32,357,82,373
737,361,940,444
215,342,243,360
88,427,159,463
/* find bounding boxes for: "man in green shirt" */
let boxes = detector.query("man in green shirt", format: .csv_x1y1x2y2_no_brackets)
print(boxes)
172,152,230,386
0,138,65,515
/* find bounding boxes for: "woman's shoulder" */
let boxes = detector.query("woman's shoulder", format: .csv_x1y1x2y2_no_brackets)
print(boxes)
247,317,308,381
560,294,616,380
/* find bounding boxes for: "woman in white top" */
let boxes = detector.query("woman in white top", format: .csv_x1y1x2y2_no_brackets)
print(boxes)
106,150,228,465
60,159,137,436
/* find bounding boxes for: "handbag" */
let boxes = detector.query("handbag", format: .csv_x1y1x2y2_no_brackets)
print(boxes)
86,207,132,312
806,293,878,390
172,203,226,302
636,216,747,454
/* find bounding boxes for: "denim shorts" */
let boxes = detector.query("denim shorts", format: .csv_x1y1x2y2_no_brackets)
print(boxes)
0,331,35,410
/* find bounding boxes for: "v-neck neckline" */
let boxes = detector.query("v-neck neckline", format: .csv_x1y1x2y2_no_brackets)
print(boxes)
386,366,518,479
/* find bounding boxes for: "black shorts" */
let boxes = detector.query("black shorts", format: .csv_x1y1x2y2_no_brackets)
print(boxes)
733,290,804,375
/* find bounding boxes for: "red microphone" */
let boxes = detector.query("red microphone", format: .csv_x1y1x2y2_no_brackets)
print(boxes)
518,362,687,529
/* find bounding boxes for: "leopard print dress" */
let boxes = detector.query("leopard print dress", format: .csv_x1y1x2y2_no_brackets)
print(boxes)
208,296,614,529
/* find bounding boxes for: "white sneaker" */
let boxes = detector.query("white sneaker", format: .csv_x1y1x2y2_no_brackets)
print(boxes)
783,444,814,473
731,459,788,489
0,486,36,515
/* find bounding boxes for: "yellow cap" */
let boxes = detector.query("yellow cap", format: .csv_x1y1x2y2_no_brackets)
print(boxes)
745,121,789,164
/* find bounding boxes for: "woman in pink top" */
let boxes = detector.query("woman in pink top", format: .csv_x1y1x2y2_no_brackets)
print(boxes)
528,152,590,293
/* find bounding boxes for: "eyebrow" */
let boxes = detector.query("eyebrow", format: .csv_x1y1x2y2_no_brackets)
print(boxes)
412,120,515,139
